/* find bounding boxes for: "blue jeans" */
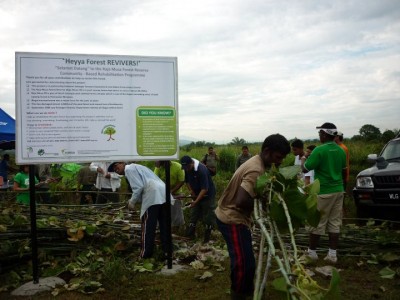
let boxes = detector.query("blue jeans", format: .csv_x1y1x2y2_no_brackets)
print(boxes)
216,218,255,295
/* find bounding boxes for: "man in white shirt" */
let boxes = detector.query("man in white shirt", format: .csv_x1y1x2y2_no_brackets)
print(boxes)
90,161,121,204
109,161,168,259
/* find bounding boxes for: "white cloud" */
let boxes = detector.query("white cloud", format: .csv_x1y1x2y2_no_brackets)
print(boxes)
1,0,399,143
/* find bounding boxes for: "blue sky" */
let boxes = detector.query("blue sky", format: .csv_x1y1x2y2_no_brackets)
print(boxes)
1,0,399,143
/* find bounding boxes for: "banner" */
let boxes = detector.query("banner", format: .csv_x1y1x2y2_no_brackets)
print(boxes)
15,52,179,164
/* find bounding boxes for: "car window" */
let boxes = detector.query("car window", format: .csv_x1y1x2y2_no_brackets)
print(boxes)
380,140,400,160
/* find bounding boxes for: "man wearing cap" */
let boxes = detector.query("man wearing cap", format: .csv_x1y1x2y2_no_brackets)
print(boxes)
215,134,291,299
109,162,168,259
180,155,216,243
335,131,350,191
301,122,347,264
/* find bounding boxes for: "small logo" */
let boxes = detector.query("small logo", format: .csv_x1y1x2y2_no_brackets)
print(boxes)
61,149,75,155
38,149,45,156
101,124,116,141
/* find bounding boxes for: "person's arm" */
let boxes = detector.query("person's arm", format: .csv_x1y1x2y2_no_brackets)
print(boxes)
185,183,196,198
171,181,184,195
89,162,99,172
13,177,43,191
191,188,207,207
300,156,308,173
14,180,28,192
235,186,254,217
214,152,219,161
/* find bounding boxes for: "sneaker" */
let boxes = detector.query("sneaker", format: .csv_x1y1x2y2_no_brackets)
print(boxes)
299,250,318,264
324,254,337,264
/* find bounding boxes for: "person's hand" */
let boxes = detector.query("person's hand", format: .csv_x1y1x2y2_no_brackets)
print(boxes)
128,200,135,211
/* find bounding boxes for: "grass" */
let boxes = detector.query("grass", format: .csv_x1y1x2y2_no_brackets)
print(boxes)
2,241,400,300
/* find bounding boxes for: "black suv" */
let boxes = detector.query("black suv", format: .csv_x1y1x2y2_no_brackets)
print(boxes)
353,136,400,220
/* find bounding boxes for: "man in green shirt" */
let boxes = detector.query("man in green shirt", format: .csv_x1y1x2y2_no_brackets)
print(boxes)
301,122,347,264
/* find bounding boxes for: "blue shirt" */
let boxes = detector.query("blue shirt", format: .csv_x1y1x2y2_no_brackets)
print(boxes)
0,159,9,180
185,162,216,198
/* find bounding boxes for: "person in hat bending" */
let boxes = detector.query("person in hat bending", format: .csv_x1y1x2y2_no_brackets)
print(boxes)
180,155,216,243
301,122,347,264
109,162,168,259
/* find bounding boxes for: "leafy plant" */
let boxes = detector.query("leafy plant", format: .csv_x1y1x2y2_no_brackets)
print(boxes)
252,165,340,299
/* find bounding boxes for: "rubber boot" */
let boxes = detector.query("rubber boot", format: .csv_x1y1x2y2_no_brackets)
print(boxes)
203,225,212,243
185,223,196,239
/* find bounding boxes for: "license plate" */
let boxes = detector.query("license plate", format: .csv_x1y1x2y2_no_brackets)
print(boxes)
389,193,399,200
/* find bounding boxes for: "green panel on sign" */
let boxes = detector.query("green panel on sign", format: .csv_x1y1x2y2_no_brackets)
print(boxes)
136,106,177,156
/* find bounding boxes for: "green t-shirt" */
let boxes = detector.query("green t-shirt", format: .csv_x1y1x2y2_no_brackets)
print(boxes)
154,161,185,194
14,172,39,205
304,141,346,194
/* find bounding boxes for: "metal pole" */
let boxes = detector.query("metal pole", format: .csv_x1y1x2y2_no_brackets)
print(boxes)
29,165,39,283
165,161,172,269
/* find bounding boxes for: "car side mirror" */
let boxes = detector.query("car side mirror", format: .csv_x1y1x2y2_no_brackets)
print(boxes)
376,156,388,169
367,154,377,162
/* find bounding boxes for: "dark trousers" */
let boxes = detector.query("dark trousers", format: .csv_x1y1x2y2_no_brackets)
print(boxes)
36,187,51,204
80,185,97,204
189,196,216,227
216,218,255,296
140,203,168,258
96,188,119,204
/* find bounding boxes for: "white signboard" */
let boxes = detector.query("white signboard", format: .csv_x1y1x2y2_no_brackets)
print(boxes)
15,52,179,164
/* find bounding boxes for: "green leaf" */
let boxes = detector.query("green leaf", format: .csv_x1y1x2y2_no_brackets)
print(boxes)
284,189,308,221
306,209,321,228
380,253,400,263
279,165,301,180
379,266,396,279
304,179,320,195
199,271,213,280
269,201,286,226
255,173,270,196
324,268,341,299
143,261,154,271
85,224,97,235
271,276,288,292
0,224,7,232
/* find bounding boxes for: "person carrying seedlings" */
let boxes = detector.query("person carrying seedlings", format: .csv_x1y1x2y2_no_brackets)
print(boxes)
301,122,347,264
180,155,216,243
108,161,169,259
215,134,290,300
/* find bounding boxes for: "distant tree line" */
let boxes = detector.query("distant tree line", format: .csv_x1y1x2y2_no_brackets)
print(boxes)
351,124,399,143
180,124,399,150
